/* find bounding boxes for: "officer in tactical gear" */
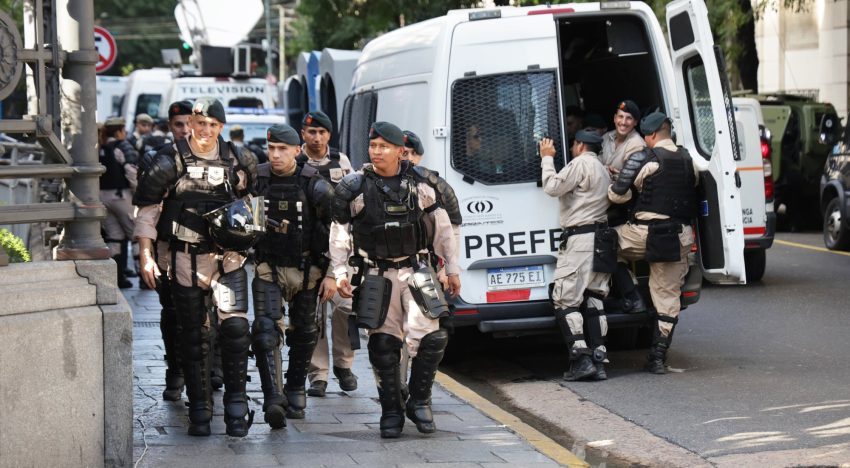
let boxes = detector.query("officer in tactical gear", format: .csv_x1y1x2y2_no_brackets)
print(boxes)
298,110,359,400
134,98,259,437
134,100,193,401
250,123,334,428
330,121,461,439
541,130,614,382
100,116,140,289
608,111,700,374
601,100,649,315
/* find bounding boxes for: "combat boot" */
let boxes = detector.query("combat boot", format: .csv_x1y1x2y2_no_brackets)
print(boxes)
591,348,608,381
307,380,328,397
645,341,669,375
562,350,597,383
333,366,358,392
220,318,254,437
405,330,448,434
369,334,405,439
162,368,184,401
255,349,287,429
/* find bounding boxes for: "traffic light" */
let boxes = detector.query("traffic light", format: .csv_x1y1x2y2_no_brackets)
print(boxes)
182,42,192,51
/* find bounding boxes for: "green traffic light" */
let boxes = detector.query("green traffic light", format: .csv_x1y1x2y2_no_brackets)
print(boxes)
182,42,191,50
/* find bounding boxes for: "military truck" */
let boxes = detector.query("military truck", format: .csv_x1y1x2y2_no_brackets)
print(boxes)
747,94,839,231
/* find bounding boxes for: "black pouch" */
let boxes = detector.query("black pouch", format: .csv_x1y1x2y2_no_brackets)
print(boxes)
352,273,392,329
646,223,682,263
593,227,619,273
407,265,449,319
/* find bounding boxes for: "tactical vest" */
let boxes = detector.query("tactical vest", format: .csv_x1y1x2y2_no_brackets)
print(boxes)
99,140,129,191
254,163,318,267
297,148,348,186
634,147,698,222
351,166,428,260
165,140,235,246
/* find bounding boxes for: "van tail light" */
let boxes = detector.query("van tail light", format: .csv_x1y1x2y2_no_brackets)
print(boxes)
759,125,774,202
690,225,698,253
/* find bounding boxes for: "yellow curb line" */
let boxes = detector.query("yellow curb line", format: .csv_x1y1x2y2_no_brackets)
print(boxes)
775,239,850,257
436,371,589,468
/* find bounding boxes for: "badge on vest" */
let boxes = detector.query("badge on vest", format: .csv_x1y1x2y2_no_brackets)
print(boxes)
187,166,204,179
278,201,289,211
329,168,344,183
207,167,225,186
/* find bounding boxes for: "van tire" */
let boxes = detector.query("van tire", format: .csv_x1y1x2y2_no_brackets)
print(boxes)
823,198,850,251
744,248,767,282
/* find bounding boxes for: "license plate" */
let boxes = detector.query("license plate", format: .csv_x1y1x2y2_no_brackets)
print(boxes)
486,266,545,291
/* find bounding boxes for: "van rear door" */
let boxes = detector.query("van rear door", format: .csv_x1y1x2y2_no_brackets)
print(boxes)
666,0,746,284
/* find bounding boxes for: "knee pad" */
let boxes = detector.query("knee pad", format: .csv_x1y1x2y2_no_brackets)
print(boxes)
252,277,283,321
251,316,280,352
368,333,402,369
418,329,449,354
219,317,251,355
171,284,208,327
288,290,318,328
213,268,249,313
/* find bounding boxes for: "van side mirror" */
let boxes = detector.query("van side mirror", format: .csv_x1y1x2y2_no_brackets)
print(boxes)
819,114,840,146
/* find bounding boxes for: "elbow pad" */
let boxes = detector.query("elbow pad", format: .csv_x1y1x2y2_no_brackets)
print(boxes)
612,150,649,196
133,152,178,206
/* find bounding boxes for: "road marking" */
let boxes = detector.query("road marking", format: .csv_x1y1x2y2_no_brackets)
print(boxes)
436,371,589,468
775,239,850,257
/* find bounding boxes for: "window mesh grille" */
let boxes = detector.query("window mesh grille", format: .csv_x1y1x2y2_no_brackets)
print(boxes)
451,71,565,185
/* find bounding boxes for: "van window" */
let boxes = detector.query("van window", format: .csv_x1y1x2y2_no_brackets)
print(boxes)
346,91,378,169
135,94,161,119
339,95,354,156
229,97,264,109
451,71,565,185
683,58,716,159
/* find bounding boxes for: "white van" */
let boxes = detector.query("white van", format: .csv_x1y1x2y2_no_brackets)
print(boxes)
121,68,172,131
732,97,775,282
95,75,127,121
340,1,746,337
168,76,277,114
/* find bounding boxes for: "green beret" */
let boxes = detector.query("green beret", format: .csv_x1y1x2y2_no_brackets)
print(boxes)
369,121,405,146
403,130,425,155
302,111,333,132
168,100,193,120
640,111,671,135
616,99,641,121
575,129,603,145
192,97,226,124
266,124,300,145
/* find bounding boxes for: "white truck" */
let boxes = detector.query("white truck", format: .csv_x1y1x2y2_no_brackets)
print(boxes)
339,1,746,338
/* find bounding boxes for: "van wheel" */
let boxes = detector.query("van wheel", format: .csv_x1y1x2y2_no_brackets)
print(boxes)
824,198,850,250
744,248,767,282
607,326,651,350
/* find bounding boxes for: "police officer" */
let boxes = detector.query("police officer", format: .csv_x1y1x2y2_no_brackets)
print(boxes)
331,121,461,439
100,117,140,289
129,113,154,151
251,124,334,427
298,110,359,400
134,98,258,436
608,112,699,374
134,100,193,401
541,131,613,382
601,100,649,314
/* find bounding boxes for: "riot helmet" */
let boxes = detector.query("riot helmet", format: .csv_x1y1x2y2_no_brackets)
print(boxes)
203,196,266,252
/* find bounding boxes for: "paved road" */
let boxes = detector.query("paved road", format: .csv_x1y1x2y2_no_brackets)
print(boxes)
443,233,850,466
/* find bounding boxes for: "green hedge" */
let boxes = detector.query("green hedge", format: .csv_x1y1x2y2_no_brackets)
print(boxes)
0,229,31,263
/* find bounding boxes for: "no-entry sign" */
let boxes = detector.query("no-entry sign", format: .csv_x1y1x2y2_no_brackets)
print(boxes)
94,26,117,74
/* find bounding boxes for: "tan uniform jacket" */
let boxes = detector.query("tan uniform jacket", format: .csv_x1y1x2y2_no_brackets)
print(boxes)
542,151,610,228
301,146,354,184
600,129,646,172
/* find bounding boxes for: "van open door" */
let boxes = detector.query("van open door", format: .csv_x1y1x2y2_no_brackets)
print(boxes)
666,0,746,284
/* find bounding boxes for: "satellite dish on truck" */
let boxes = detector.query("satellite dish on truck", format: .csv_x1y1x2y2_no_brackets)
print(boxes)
175,0,263,48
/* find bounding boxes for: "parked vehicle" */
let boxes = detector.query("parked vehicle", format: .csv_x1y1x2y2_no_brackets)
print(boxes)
95,75,127,121
731,97,775,282
818,113,850,250
339,1,746,341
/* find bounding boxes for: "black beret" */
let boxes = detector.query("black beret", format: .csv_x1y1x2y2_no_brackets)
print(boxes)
640,111,671,135
168,100,193,120
403,130,425,155
369,121,405,146
192,97,226,123
615,99,641,121
584,113,607,130
266,124,300,145
575,129,603,145
302,111,333,132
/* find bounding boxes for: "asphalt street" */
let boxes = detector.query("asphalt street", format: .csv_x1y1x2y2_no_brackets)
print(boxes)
443,232,850,465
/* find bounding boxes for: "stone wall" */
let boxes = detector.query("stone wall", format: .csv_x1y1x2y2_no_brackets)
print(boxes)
0,260,132,468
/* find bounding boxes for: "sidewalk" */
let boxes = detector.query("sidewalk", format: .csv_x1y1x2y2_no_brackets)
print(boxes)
126,280,572,467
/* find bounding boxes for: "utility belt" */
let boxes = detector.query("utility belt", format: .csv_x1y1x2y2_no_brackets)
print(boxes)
169,239,217,255
631,217,689,263
558,221,618,274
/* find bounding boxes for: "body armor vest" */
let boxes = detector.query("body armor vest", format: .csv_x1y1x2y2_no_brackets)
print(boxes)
634,147,698,222
99,140,129,190
255,164,318,267
351,167,427,260
166,141,235,246
297,149,347,186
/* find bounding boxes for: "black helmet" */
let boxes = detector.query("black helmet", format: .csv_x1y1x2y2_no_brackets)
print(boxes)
203,196,266,252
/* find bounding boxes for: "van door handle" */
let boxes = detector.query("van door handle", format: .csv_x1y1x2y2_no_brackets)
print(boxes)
734,171,742,188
